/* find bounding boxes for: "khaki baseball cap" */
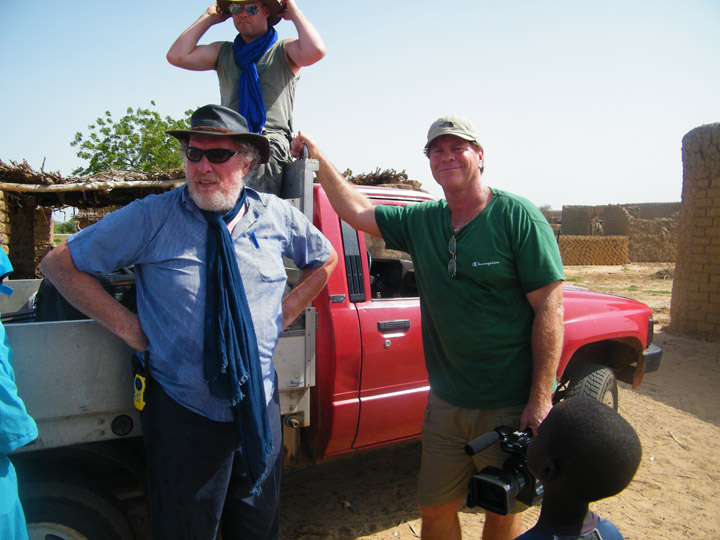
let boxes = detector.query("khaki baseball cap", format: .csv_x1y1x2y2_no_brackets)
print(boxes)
424,115,483,153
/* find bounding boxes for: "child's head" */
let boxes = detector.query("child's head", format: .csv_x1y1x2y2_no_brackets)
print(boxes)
527,397,642,503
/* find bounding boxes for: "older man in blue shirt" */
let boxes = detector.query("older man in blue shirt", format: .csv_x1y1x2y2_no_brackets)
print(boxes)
40,104,337,540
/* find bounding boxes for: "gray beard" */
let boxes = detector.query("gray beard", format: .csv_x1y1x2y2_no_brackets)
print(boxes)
189,183,243,214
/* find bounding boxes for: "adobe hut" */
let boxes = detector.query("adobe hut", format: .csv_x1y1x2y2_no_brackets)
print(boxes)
560,202,680,264
0,160,184,278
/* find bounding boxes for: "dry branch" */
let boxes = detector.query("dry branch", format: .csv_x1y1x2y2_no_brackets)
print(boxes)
343,167,426,192
0,180,184,193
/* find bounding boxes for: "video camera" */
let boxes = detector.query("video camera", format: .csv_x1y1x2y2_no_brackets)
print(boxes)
464,426,543,515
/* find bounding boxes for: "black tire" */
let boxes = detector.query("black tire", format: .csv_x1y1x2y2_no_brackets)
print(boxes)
21,478,134,540
562,362,619,410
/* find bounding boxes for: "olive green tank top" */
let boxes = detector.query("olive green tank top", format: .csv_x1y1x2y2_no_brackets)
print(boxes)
217,39,299,138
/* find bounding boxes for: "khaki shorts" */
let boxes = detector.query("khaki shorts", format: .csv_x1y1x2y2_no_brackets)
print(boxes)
417,392,526,510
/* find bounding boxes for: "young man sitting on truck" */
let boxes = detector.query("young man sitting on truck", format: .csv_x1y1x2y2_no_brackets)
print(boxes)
40,104,337,540
167,0,326,196
516,397,642,539
291,115,565,540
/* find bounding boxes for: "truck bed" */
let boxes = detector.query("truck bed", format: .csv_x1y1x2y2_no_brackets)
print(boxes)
2,279,315,452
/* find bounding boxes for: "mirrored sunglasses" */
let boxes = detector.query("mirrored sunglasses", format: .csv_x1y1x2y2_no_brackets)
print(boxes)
185,147,239,164
448,235,457,278
228,3,261,16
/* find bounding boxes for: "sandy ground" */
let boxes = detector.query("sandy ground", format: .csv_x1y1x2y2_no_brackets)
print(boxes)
277,263,720,540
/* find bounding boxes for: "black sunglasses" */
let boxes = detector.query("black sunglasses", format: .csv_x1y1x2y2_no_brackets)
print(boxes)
185,147,239,164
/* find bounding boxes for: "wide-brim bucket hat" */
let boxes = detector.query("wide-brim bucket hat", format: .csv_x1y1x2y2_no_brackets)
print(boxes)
217,0,284,26
166,104,270,164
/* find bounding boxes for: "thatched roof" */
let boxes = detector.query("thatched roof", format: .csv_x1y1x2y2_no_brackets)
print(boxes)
0,159,426,210
0,159,184,208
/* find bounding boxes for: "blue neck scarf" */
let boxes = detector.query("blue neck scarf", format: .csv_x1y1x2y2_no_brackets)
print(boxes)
233,28,278,134
202,190,273,494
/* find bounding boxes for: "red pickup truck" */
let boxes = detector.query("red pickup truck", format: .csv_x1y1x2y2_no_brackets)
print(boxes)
302,182,661,462
3,164,660,539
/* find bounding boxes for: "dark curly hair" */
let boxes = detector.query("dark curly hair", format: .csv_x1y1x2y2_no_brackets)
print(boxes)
540,397,642,502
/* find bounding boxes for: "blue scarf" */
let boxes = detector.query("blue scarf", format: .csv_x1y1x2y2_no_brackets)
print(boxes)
233,28,278,134
202,190,273,495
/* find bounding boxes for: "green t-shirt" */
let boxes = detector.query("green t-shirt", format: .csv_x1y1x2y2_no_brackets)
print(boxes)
375,188,564,409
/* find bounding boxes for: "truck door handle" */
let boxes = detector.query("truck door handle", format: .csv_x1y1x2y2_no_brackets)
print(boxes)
377,319,411,332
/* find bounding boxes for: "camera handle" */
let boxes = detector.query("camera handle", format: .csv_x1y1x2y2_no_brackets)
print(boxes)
465,429,501,456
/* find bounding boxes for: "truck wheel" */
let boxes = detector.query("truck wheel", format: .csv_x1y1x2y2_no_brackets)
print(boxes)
22,479,134,540
563,363,618,410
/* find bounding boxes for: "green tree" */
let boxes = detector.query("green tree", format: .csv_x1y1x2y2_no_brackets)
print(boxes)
54,219,78,234
71,101,193,175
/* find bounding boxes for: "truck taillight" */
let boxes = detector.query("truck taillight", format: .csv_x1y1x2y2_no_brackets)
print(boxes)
647,315,655,346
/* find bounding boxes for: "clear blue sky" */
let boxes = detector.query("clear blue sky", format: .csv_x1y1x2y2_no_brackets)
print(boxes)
1,0,718,209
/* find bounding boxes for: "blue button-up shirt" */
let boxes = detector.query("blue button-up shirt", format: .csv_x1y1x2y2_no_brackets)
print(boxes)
68,186,332,422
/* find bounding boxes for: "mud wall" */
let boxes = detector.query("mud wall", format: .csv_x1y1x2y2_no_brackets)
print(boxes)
0,198,53,279
561,203,679,263
33,208,53,278
76,207,114,229
628,217,677,263
0,191,8,251
670,123,720,341
558,236,629,266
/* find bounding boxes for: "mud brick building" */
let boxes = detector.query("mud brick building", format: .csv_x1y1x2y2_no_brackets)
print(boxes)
670,123,720,341
0,161,183,278
0,183,54,278
559,202,680,264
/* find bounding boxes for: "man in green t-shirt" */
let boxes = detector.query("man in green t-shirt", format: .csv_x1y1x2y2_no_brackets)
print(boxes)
168,0,325,195
291,116,565,540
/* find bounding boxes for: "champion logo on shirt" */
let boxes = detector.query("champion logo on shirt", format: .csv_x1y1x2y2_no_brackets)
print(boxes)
472,261,500,267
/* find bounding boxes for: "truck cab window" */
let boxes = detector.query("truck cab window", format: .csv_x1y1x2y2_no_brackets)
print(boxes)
364,235,418,299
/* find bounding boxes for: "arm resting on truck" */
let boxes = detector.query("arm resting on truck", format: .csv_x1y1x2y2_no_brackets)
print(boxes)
291,132,382,238
39,243,149,352
282,250,338,330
